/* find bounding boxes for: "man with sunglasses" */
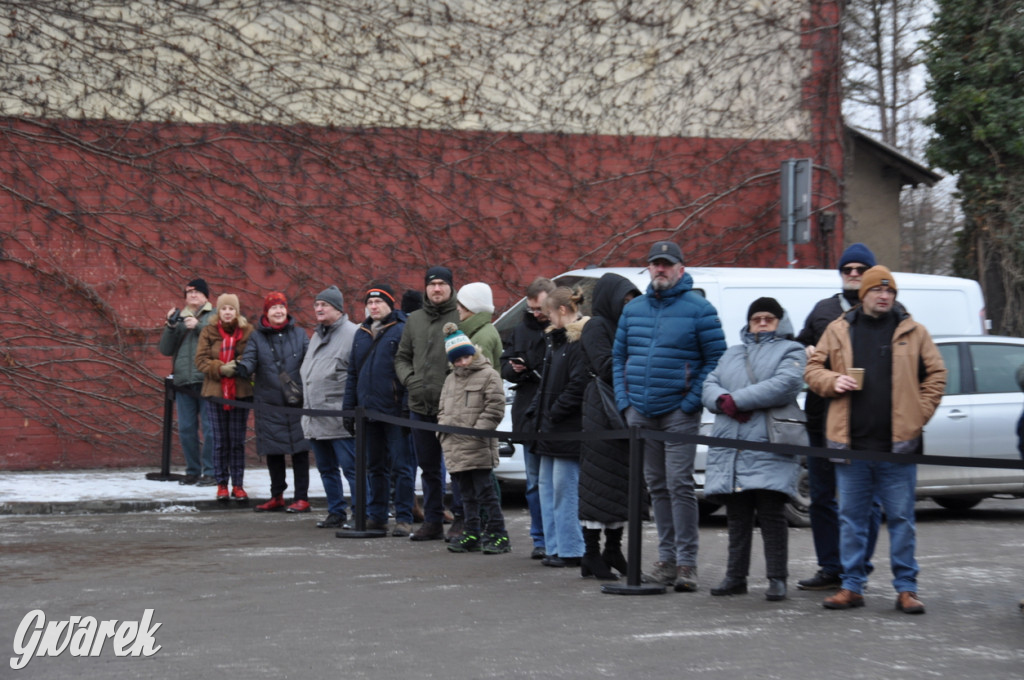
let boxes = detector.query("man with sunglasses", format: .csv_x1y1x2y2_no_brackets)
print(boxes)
794,244,883,591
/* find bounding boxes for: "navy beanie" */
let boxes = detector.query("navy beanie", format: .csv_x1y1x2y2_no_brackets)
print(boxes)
839,243,877,270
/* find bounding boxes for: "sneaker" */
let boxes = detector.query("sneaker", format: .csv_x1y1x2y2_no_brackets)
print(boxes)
196,475,218,487
216,483,229,501
674,565,698,592
392,522,413,537
641,560,677,586
410,521,445,541
316,513,346,529
285,500,311,513
482,532,511,554
445,516,465,543
254,495,285,512
531,546,547,560
178,474,199,486
447,531,482,553
231,487,248,501
797,569,842,591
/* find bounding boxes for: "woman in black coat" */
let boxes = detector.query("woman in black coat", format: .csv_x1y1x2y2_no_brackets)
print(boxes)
236,292,312,513
530,286,589,568
578,273,641,580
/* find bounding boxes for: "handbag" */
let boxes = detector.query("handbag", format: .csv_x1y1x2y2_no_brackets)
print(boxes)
594,377,628,431
743,349,808,447
270,340,303,407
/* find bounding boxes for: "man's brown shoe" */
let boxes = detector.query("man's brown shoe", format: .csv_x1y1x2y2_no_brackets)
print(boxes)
895,591,925,614
823,588,865,610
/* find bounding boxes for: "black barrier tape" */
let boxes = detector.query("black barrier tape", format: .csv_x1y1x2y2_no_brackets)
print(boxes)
167,382,1024,471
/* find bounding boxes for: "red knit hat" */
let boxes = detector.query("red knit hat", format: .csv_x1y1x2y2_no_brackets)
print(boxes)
263,292,288,317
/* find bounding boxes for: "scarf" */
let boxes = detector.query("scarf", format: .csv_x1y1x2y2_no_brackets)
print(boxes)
218,321,243,410
262,315,289,331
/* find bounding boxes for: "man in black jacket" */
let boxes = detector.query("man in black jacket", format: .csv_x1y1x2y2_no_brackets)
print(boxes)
500,277,555,559
794,243,882,590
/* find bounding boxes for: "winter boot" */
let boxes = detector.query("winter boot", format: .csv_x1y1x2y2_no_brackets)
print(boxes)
254,494,285,512
602,527,628,576
580,528,618,581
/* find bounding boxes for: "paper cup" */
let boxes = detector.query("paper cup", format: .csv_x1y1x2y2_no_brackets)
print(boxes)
848,367,864,390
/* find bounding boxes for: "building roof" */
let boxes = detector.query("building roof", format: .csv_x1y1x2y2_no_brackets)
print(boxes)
846,125,942,188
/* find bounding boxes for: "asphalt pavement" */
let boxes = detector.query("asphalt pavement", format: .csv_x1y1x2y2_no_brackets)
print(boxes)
1,470,1023,679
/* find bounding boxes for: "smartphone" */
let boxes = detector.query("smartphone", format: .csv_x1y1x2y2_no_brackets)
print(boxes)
509,357,525,366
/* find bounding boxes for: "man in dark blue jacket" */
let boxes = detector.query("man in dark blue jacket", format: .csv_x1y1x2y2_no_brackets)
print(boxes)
343,285,414,536
613,241,726,592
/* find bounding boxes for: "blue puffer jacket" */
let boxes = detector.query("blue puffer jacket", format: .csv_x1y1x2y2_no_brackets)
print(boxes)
700,314,805,500
613,272,726,416
343,309,408,416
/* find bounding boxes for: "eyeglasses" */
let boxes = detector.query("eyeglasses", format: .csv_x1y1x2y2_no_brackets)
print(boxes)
527,306,544,315
841,266,869,275
750,315,778,325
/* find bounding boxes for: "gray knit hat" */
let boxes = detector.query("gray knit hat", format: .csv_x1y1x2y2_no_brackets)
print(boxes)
315,285,345,312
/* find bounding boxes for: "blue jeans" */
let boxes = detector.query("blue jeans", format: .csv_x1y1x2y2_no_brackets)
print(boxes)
835,459,918,594
176,387,213,477
311,438,359,518
808,448,882,576
628,407,700,567
538,456,583,559
524,445,544,549
365,421,415,524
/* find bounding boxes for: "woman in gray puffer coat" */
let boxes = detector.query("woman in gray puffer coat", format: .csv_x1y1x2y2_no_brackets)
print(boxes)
701,297,806,602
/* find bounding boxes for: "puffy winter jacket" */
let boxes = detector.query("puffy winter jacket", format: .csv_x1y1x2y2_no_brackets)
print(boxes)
701,315,805,501
613,272,726,416
344,310,408,416
459,311,502,370
530,317,590,459
394,295,460,417
236,316,311,457
437,352,505,474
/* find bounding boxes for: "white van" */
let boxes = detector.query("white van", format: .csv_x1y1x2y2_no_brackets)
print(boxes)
494,266,992,524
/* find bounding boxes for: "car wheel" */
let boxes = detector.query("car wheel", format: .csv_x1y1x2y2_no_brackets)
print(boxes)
932,496,984,511
782,461,811,527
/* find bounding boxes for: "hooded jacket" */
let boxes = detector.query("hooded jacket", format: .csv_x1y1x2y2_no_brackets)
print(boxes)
236,315,311,456
530,316,590,459
804,306,946,454
437,351,505,474
613,272,726,416
394,293,460,417
701,314,805,500
344,309,408,416
458,310,502,370
300,314,359,440
579,273,641,523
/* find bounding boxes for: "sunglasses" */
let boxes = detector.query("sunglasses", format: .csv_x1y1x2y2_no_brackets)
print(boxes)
841,265,869,275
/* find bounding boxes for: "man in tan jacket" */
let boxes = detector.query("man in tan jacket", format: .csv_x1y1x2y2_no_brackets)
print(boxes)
805,266,946,615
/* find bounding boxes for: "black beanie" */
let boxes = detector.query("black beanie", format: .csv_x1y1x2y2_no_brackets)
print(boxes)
747,297,784,321
424,266,454,289
401,290,423,314
364,284,396,309
185,278,210,299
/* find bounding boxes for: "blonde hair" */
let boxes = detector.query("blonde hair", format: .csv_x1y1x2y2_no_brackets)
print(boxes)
544,286,584,315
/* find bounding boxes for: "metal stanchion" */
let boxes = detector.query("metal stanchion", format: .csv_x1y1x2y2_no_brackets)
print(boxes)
602,425,665,595
337,406,387,538
147,376,185,482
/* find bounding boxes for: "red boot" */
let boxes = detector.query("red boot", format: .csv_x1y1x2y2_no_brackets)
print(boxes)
231,487,248,502
254,494,285,512
216,483,229,501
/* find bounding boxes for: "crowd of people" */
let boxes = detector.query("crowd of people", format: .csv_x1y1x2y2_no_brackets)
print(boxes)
160,240,955,613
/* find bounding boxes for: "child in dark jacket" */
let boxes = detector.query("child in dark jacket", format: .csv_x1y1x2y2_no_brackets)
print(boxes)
437,323,510,554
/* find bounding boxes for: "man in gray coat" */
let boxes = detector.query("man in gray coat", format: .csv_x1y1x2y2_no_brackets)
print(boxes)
158,278,216,486
300,285,362,529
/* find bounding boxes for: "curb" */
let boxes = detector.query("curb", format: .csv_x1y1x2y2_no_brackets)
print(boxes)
0,496,330,517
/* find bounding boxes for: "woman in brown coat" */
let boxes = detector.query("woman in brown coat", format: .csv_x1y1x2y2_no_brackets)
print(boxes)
195,293,254,501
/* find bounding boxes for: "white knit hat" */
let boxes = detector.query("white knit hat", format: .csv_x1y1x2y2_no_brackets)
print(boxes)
457,282,494,315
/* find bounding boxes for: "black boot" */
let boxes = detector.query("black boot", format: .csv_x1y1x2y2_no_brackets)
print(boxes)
710,577,748,596
602,527,628,576
581,528,618,581
766,578,787,601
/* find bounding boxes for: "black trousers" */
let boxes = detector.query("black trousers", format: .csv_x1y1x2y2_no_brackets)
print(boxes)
724,489,789,580
266,451,310,500
452,468,505,535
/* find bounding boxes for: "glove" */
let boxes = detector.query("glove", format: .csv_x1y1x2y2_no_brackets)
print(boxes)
219,360,237,377
343,417,355,435
717,394,752,423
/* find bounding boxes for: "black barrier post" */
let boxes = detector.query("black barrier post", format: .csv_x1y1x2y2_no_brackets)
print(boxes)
146,376,185,482
337,406,387,539
602,425,665,595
